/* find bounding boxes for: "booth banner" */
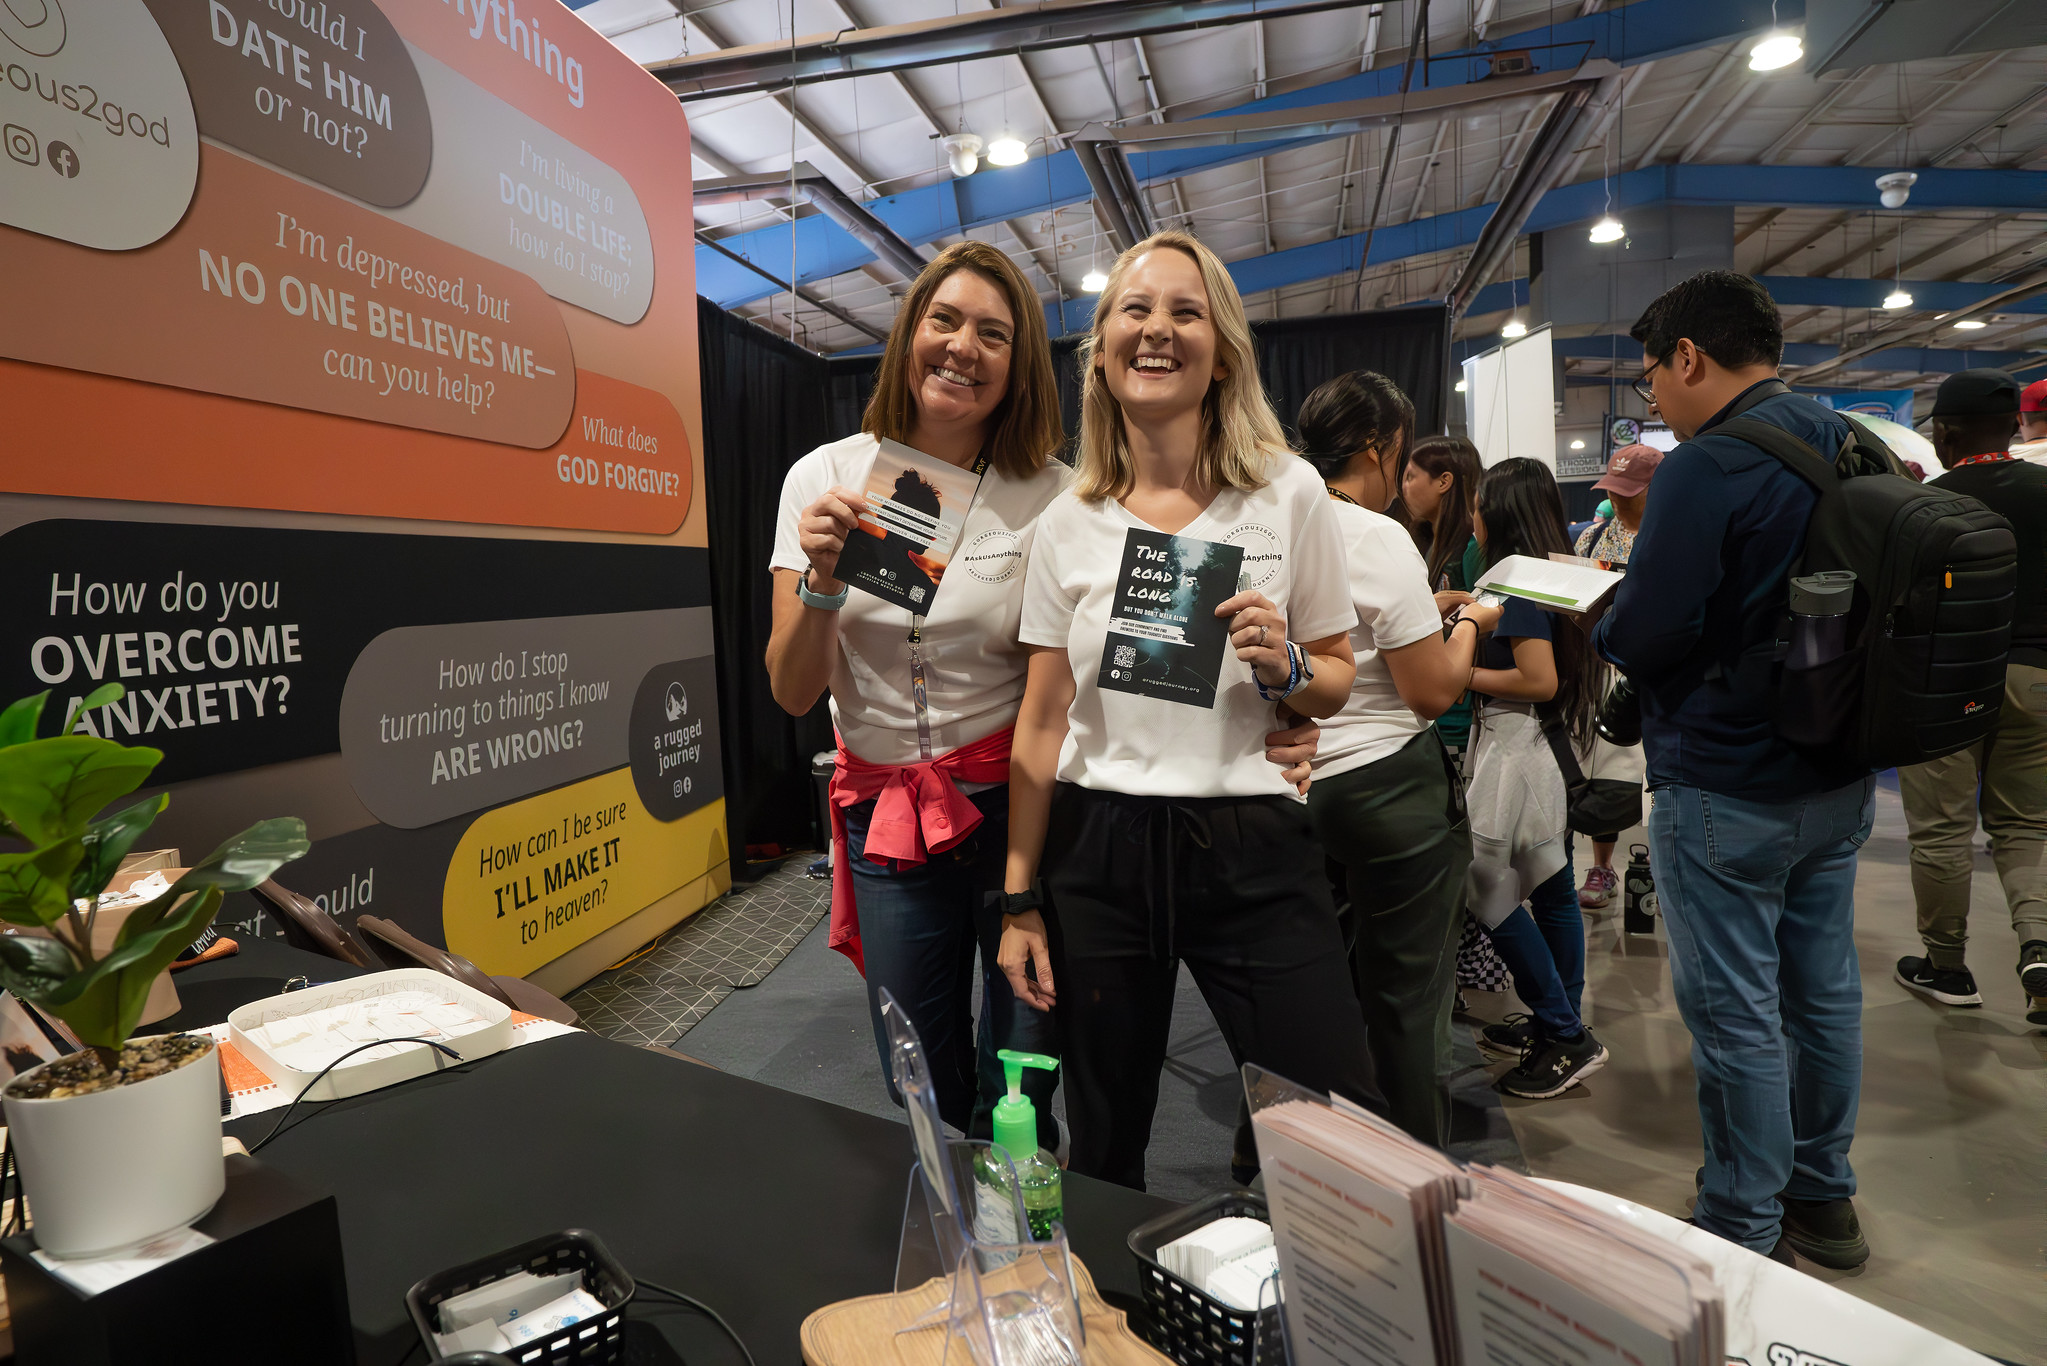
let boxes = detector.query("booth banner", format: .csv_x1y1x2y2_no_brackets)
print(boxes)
0,0,724,979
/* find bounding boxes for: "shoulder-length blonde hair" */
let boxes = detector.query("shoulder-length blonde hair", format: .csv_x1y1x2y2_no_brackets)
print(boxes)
1074,229,1290,501
862,240,1061,480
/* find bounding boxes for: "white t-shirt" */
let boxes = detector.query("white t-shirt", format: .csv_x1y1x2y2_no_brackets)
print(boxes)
1312,500,1444,779
1018,452,1357,800
771,433,1070,766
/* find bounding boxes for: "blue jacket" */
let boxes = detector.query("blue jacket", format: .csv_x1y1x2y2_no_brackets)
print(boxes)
1592,381,1866,800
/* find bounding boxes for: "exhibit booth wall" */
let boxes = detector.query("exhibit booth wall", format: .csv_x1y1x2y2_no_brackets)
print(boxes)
708,300,1448,862
0,0,722,995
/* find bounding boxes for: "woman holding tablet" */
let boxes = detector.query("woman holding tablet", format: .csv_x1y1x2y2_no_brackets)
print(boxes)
996,230,1382,1190
1295,371,1501,1145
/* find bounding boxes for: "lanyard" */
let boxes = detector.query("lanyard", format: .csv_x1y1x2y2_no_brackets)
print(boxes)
906,447,992,759
1947,451,2017,469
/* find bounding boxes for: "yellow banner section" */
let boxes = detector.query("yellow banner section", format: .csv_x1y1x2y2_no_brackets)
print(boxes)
444,766,725,976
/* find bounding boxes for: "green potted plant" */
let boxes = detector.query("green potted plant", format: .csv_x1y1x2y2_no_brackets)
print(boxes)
0,684,309,1257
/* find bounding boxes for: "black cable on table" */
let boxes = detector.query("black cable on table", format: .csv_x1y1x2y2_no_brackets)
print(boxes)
634,1278,760,1366
247,1037,464,1154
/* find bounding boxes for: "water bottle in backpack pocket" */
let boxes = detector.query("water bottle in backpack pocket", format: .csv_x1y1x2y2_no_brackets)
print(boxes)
1777,570,1857,750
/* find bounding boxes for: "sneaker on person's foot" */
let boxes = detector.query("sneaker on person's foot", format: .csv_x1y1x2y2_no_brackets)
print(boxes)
1497,1029,1607,1098
1894,955,1982,1006
1780,1196,1869,1269
2027,995,2047,1028
1687,1218,1799,1268
1578,865,1619,909
1477,1013,1536,1058
2018,941,2047,1002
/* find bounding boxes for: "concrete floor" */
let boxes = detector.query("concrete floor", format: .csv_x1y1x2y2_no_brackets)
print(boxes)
1471,780,2045,1366
667,781,2044,1364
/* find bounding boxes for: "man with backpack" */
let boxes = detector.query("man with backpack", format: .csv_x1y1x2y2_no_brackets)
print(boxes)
1592,272,1877,1271
1895,370,2047,1027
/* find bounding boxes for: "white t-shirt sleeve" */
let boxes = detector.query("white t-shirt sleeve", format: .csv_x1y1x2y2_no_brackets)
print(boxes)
769,451,829,575
1286,483,1361,642
1357,519,1442,651
1017,497,1079,649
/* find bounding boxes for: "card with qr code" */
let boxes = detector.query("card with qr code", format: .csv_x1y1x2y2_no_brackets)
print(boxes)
835,439,982,612
1097,528,1242,707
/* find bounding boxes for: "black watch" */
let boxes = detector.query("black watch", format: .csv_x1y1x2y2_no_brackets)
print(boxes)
990,883,1044,917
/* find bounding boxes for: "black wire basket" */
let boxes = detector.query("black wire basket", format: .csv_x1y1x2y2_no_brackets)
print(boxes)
1126,1191,1284,1366
406,1228,634,1366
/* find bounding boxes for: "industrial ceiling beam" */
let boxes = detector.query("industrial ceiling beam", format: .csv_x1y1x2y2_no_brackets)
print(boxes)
695,164,930,281
1068,132,1157,253
1448,68,1623,317
1789,262,2047,382
1929,86,2047,168
650,0,1371,100
695,232,890,343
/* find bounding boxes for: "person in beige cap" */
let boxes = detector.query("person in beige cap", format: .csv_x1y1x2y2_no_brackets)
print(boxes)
1574,443,1663,568
1896,368,2047,1026
1571,444,1661,909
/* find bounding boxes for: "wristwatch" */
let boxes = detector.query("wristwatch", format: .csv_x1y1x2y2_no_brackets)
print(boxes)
990,884,1045,917
797,568,850,611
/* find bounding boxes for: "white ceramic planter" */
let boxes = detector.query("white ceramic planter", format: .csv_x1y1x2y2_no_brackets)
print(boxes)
1,1036,225,1259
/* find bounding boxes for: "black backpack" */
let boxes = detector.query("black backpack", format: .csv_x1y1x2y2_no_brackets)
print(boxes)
1713,388,2017,772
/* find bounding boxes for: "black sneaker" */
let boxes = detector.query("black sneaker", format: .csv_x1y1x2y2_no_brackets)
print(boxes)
1478,1013,1536,1059
1688,1218,1798,1268
2018,941,2047,1001
1780,1196,1869,1269
1497,1029,1607,1099
1894,955,1982,1006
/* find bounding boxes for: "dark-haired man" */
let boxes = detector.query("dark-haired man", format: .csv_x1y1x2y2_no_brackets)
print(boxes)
1895,370,2047,1026
1592,270,1874,1271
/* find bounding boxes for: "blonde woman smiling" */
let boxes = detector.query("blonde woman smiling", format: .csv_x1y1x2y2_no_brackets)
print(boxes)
995,230,1383,1190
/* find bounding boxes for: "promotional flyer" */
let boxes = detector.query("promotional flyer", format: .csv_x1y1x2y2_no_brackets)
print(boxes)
0,0,722,985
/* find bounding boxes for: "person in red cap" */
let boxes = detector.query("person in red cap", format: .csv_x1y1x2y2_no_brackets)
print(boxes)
1569,445,1661,909
2016,379,2047,464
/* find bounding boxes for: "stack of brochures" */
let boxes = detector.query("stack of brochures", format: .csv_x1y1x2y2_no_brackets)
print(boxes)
1247,1068,1724,1366
1474,553,1626,616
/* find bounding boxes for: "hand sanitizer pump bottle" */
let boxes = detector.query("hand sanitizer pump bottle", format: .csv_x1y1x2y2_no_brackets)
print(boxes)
974,1050,1062,1244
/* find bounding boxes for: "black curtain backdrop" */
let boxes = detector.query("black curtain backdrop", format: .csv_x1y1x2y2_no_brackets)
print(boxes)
700,300,1448,864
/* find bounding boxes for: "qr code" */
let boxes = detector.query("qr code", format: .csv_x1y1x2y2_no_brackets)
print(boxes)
909,585,927,604
1113,644,1136,668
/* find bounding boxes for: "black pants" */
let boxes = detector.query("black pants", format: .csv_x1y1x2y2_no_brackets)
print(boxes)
1306,729,1472,1146
1042,784,1383,1191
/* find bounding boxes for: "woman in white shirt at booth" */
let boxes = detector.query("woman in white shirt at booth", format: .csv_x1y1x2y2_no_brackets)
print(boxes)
767,240,1320,1145
995,230,1383,1191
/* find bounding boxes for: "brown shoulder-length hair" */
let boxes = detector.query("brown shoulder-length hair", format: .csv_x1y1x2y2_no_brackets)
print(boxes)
861,240,1061,479
1074,229,1290,502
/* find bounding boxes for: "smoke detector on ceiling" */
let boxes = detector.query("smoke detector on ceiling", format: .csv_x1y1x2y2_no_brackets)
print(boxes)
1876,172,1917,209
941,134,984,178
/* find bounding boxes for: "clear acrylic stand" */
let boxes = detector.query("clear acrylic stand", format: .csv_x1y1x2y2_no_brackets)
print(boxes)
882,990,1029,1335
942,1227,1087,1366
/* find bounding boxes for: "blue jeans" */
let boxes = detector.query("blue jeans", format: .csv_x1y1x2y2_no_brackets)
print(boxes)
1649,778,1875,1253
842,786,1059,1149
1487,851,1586,1037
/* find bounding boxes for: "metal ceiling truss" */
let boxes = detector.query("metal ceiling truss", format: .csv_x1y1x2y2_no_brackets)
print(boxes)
653,0,1376,101
694,163,930,281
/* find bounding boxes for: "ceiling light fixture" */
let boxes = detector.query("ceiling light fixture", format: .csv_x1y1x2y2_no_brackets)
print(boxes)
1748,33,1802,71
1454,379,1468,393
940,133,983,178
1569,440,1586,450
985,136,1028,167
1501,318,1528,339
1589,215,1625,244
1080,269,1107,293
1951,319,1987,330
1883,288,1913,311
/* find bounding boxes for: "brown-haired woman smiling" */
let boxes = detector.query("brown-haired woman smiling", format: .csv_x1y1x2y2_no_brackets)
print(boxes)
996,230,1382,1190
766,241,1067,1145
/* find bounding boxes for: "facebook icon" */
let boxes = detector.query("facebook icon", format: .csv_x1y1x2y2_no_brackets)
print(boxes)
46,141,78,178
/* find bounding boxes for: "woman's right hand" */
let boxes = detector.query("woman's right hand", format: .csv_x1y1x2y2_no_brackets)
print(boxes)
1434,589,1475,620
1455,598,1504,635
998,910,1056,1012
799,486,865,591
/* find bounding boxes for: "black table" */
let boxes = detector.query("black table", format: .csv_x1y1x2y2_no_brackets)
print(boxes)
165,939,1174,1365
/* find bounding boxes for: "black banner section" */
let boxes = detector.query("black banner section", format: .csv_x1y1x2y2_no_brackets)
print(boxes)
628,656,725,823
0,519,712,784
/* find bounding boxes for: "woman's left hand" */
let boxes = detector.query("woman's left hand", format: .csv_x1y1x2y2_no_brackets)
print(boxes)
1265,705,1320,795
1218,590,1292,689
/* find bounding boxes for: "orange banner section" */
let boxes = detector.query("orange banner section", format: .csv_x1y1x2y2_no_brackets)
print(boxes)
0,359,692,535
0,143,573,449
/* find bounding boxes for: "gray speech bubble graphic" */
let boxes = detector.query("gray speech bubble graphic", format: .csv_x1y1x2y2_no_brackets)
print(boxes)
339,607,712,828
